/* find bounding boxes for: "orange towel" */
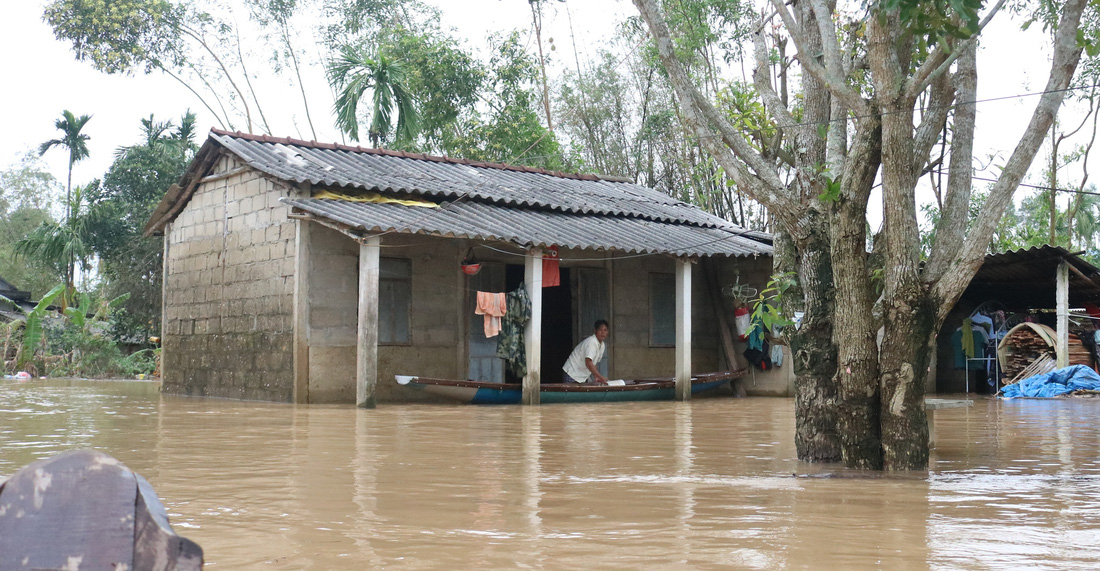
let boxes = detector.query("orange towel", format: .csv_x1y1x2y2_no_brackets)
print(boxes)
475,291,507,337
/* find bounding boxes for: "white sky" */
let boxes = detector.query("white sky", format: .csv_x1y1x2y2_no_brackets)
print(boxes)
0,0,1080,227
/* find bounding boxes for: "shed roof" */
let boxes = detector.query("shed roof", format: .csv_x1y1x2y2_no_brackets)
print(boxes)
146,130,771,258
965,245,1100,307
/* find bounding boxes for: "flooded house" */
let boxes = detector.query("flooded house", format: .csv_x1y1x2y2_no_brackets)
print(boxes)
145,130,786,405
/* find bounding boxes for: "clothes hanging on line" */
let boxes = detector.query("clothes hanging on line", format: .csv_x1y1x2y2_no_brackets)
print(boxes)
952,324,989,369
475,291,507,337
497,284,531,377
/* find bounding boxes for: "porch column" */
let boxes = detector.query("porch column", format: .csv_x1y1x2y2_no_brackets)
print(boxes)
357,235,381,408
292,220,311,404
524,249,544,405
675,257,692,401
1056,259,1069,368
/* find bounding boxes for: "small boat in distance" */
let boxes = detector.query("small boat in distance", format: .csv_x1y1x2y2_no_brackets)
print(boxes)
395,370,745,404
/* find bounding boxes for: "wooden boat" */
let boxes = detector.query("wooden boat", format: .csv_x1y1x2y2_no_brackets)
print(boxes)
395,369,745,404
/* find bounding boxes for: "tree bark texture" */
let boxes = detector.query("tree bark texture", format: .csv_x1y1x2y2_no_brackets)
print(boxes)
832,116,884,469
786,221,841,462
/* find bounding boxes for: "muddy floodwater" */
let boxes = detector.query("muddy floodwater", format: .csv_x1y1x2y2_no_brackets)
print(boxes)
4,380,1100,568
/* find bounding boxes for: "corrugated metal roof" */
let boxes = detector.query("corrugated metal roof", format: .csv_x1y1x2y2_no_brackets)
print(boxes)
283,197,771,258
210,130,739,230
965,245,1100,307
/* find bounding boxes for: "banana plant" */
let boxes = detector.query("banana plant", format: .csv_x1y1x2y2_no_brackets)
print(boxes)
0,284,65,370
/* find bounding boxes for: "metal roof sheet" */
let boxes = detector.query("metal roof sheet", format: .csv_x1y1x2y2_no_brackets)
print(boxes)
283,198,772,258
210,130,738,229
965,245,1100,307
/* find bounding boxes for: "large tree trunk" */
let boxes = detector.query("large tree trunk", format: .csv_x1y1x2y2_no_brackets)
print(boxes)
785,219,841,462
879,293,937,470
832,116,884,469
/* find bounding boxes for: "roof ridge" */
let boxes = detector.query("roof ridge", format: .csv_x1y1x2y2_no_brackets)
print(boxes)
210,128,624,183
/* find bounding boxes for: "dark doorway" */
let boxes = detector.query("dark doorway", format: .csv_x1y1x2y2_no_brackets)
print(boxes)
505,265,573,383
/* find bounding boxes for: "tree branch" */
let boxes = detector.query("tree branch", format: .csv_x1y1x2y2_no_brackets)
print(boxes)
925,42,976,283
906,0,1008,100
766,0,870,116
633,0,792,210
933,0,1088,311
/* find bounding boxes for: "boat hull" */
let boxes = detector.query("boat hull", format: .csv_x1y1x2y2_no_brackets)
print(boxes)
396,371,743,405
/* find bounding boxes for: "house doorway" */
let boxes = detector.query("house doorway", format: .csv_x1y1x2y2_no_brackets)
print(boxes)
505,264,573,383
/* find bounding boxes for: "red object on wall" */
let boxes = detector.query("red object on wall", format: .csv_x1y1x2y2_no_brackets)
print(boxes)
734,307,750,340
543,246,560,287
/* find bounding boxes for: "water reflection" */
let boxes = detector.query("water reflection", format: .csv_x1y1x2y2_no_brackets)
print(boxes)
3,380,1100,568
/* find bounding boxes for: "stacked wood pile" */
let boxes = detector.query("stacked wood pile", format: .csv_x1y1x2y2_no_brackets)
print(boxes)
1068,335,1094,368
1000,327,1092,379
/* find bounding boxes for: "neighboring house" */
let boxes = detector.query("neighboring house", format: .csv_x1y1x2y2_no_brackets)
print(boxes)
145,130,787,405
0,277,33,323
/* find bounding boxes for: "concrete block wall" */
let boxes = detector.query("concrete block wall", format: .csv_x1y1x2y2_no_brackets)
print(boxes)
375,235,464,402
300,231,466,403
607,255,741,382
304,224,359,403
162,155,298,401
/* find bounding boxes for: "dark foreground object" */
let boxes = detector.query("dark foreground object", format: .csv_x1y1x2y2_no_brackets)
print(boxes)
0,449,203,570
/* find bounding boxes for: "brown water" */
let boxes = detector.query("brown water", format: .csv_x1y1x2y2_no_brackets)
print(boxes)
3,380,1100,569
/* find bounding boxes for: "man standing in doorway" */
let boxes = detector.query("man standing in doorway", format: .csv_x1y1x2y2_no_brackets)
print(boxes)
563,320,609,384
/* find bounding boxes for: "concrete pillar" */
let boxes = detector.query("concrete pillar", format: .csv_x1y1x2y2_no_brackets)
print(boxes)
357,236,381,408
524,249,544,405
1057,260,1069,368
292,220,311,403
675,258,692,401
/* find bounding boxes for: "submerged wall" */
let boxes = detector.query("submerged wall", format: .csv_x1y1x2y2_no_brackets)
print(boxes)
161,155,299,401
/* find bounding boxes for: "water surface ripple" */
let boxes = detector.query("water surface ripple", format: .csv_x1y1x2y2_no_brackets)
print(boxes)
2,380,1098,569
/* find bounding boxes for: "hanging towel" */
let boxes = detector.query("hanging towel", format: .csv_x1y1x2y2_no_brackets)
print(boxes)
543,245,561,287
475,291,508,337
961,317,975,358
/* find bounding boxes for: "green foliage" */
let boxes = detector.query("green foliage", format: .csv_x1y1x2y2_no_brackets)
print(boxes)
0,155,61,297
14,184,95,292
2,284,147,377
817,167,843,203
9,284,65,370
745,273,797,342
328,45,421,147
449,32,569,170
43,0,182,74
386,29,483,155
877,0,983,48
38,110,92,172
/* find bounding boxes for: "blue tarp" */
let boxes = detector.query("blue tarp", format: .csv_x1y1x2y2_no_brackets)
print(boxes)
1000,365,1100,398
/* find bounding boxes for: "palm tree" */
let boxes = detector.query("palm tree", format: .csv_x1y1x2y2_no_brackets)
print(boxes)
38,110,91,299
327,45,419,148
39,110,92,216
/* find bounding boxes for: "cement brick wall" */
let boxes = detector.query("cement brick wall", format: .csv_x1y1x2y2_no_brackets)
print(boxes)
294,229,783,403
305,224,359,403
300,231,465,404
608,255,729,381
161,155,298,401
376,235,464,402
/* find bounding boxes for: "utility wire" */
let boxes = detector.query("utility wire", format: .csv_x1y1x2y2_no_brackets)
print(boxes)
510,82,1100,166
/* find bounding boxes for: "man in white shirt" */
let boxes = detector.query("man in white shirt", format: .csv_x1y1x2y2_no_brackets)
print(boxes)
562,320,609,384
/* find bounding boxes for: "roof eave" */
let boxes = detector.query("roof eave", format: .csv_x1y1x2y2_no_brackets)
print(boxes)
142,138,227,237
